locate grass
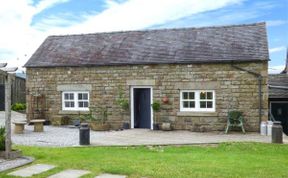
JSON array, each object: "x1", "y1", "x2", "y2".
[{"x1": 1, "y1": 143, "x2": 288, "y2": 178}]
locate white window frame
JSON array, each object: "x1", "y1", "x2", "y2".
[
  {"x1": 180, "y1": 90, "x2": 215, "y2": 112},
  {"x1": 62, "y1": 91, "x2": 89, "y2": 111}
]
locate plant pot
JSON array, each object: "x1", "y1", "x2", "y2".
[
  {"x1": 89, "y1": 122, "x2": 110, "y2": 131},
  {"x1": 162, "y1": 96, "x2": 169, "y2": 104},
  {"x1": 122, "y1": 122, "x2": 130, "y2": 129},
  {"x1": 161, "y1": 122, "x2": 172, "y2": 131},
  {"x1": 153, "y1": 123, "x2": 159, "y2": 130}
]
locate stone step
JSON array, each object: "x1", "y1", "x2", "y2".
[
  {"x1": 47, "y1": 169, "x2": 90, "y2": 178},
  {"x1": 95, "y1": 173, "x2": 127, "y2": 178},
  {"x1": 8, "y1": 164, "x2": 55, "y2": 177}
]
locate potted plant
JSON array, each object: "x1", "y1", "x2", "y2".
[
  {"x1": 0, "y1": 126, "x2": 22, "y2": 159},
  {"x1": 151, "y1": 101, "x2": 161, "y2": 130},
  {"x1": 161, "y1": 117, "x2": 172, "y2": 131},
  {"x1": 82, "y1": 107, "x2": 110, "y2": 131},
  {"x1": 116, "y1": 87, "x2": 130, "y2": 129}
]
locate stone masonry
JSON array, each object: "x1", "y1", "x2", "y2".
[{"x1": 26, "y1": 61, "x2": 268, "y2": 132}]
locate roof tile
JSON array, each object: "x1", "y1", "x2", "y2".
[{"x1": 25, "y1": 22, "x2": 269, "y2": 67}]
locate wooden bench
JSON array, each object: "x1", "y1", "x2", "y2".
[
  {"x1": 13, "y1": 121, "x2": 27, "y2": 134},
  {"x1": 30, "y1": 119, "x2": 45, "y2": 132}
]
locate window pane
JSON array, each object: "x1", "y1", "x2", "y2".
[
  {"x1": 83, "y1": 102, "x2": 88, "y2": 107},
  {"x1": 78, "y1": 93, "x2": 82, "y2": 100},
  {"x1": 65, "y1": 102, "x2": 74, "y2": 108},
  {"x1": 189, "y1": 101, "x2": 195, "y2": 108},
  {"x1": 64, "y1": 93, "x2": 74, "y2": 100},
  {"x1": 207, "y1": 92, "x2": 213, "y2": 99},
  {"x1": 65, "y1": 102, "x2": 70, "y2": 107},
  {"x1": 200, "y1": 92, "x2": 206, "y2": 99},
  {"x1": 83, "y1": 93, "x2": 88, "y2": 100},
  {"x1": 64, "y1": 93, "x2": 69, "y2": 100},
  {"x1": 200, "y1": 101, "x2": 206, "y2": 108},
  {"x1": 188, "y1": 92, "x2": 195, "y2": 99},
  {"x1": 207, "y1": 101, "x2": 213, "y2": 108},
  {"x1": 183, "y1": 101, "x2": 189, "y2": 108},
  {"x1": 79, "y1": 101, "x2": 89, "y2": 108},
  {"x1": 183, "y1": 92, "x2": 188, "y2": 99}
]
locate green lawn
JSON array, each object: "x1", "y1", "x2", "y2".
[{"x1": 1, "y1": 143, "x2": 288, "y2": 178}]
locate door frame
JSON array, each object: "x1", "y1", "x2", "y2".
[{"x1": 130, "y1": 86, "x2": 153, "y2": 129}]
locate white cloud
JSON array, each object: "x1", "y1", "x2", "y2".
[
  {"x1": 34, "y1": 0, "x2": 70, "y2": 14},
  {"x1": 269, "y1": 65, "x2": 286, "y2": 74},
  {"x1": 267, "y1": 20, "x2": 287, "y2": 27},
  {"x1": 0, "y1": 0, "x2": 243, "y2": 71},
  {"x1": 269, "y1": 46, "x2": 286, "y2": 53},
  {"x1": 51, "y1": 0, "x2": 244, "y2": 34},
  {"x1": 0, "y1": 0, "x2": 70, "y2": 70}
]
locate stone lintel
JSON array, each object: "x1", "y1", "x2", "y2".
[
  {"x1": 126, "y1": 80, "x2": 155, "y2": 86},
  {"x1": 57, "y1": 84, "x2": 92, "y2": 91},
  {"x1": 176, "y1": 81, "x2": 219, "y2": 90}
]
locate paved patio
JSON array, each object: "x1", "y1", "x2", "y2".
[{"x1": 0, "y1": 111, "x2": 287, "y2": 147}]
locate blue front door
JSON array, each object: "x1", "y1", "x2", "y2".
[{"x1": 134, "y1": 88, "x2": 151, "y2": 129}]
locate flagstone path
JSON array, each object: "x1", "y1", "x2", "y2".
[
  {"x1": 47, "y1": 169, "x2": 90, "y2": 178},
  {"x1": 7, "y1": 163, "x2": 128, "y2": 177},
  {"x1": 95, "y1": 173, "x2": 127, "y2": 178},
  {"x1": 0, "y1": 157, "x2": 34, "y2": 172},
  {"x1": 8, "y1": 164, "x2": 55, "y2": 177}
]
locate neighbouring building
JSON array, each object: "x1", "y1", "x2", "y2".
[
  {"x1": 24, "y1": 22, "x2": 269, "y2": 131},
  {"x1": 268, "y1": 49, "x2": 288, "y2": 135},
  {"x1": 0, "y1": 73, "x2": 26, "y2": 110}
]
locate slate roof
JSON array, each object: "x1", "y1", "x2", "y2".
[
  {"x1": 25, "y1": 22, "x2": 269, "y2": 68},
  {"x1": 268, "y1": 74, "x2": 288, "y2": 99}
]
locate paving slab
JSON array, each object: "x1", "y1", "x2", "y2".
[
  {"x1": 8, "y1": 164, "x2": 55, "y2": 177},
  {"x1": 0, "y1": 156, "x2": 34, "y2": 172},
  {"x1": 48, "y1": 169, "x2": 90, "y2": 178},
  {"x1": 95, "y1": 173, "x2": 127, "y2": 178}
]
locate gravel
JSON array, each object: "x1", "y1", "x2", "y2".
[
  {"x1": 1, "y1": 111, "x2": 287, "y2": 147},
  {"x1": 12, "y1": 125, "x2": 80, "y2": 147}
]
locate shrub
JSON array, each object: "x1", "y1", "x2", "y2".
[
  {"x1": 11, "y1": 103, "x2": 26, "y2": 111},
  {"x1": 0, "y1": 126, "x2": 5, "y2": 151},
  {"x1": 151, "y1": 101, "x2": 161, "y2": 112},
  {"x1": 116, "y1": 88, "x2": 129, "y2": 111}
]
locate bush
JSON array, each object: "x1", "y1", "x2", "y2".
[
  {"x1": 11, "y1": 103, "x2": 26, "y2": 111},
  {"x1": 151, "y1": 101, "x2": 161, "y2": 112},
  {"x1": 116, "y1": 88, "x2": 129, "y2": 111},
  {"x1": 0, "y1": 127, "x2": 5, "y2": 151}
]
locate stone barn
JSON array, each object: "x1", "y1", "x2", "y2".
[{"x1": 24, "y1": 22, "x2": 269, "y2": 131}]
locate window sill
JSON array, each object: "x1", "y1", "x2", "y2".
[
  {"x1": 59, "y1": 110, "x2": 90, "y2": 115},
  {"x1": 177, "y1": 111, "x2": 218, "y2": 117}
]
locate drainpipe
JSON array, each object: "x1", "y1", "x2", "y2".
[{"x1": 231, "y1": 64, "x2": 263, "y2": 129}]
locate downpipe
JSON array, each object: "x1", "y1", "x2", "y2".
[{"x1": 231, "y1": 64, "x2": 263, "y2": 130}]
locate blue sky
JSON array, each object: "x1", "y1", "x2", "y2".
[{"x1": 0, "y1": 0, "x2": 287, "y2": 73}]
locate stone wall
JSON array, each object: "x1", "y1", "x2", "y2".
[{"x1": 26, "y1": 61, "x2": 268, "y2": 131}]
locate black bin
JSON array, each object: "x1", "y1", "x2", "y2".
[
  {"x1": 272, "y1": 121, "x2": 283, "y2": 144},
  {"x1": 79, "y1": 123, "x2": 90, "y2": 145}
]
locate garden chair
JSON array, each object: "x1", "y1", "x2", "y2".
[{"x1": 225, "y1": 111, "x2": 245, "y2": 134}]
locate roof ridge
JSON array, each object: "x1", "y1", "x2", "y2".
[{"x1": 47, "y1": 22, "x2": 266, "y2": 38}]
